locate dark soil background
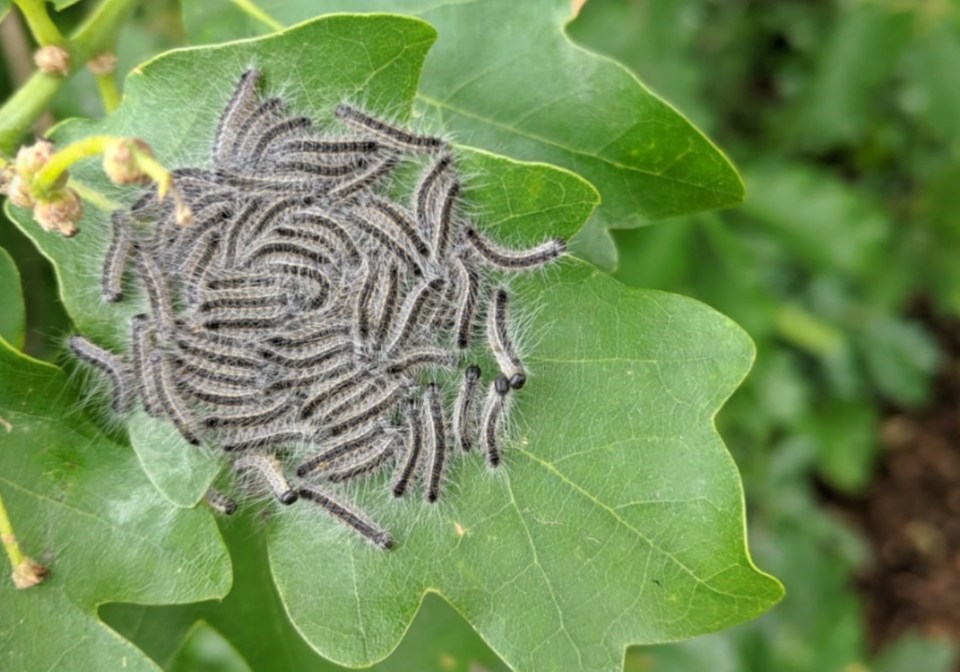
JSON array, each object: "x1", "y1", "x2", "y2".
[{"x1": 826, "y1": 309, "x2": 960, "y2": 665}]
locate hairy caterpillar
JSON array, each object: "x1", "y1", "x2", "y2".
[{"x1": 72, "y1": 69, "x2": 565, "y2": 548}]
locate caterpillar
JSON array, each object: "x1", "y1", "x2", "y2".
[{"x1": 70, "y1": 69, "x2": 566, "y2": 548}]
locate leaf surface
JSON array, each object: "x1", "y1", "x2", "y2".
[
  {"x1": 102, "y1": 513, "x2": 512, "y2": 672},
  {"x1": 267, "y1": 259, "x2": 781, "y2": 671},
  {"x1": 4, "y1": 15, "x2": 780, "y2": 672},
  {"x1": 0, "y1": 342, "x2": 231, "y2": 671},
  {"x1": 4, "y1": 14, "x2": 437, "y2": 507},
  {"x1": 0, "y1": 246, "x2": 25, "y2": 348},
  {"x1": 179, "y1": 0, "x2": 746, "y2": 269}
]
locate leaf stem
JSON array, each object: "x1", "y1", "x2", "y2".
[
  {"x1": 72, "y1": 0, "x2": 136, "y2": 61},
  {"x1": 32, "y1": 132, "x2": 172, "y2": 192},
  {"x1": 12, "y1": 0, "x2": 65, "y2": 46},
  {"x1": 32, "y1": 134, "x2": 114, "y2": 197},
  {"x1": 95, "y1": 72, "x2": 121, "y2": 113},
  {"x1": 0, "y1": 0, "x2": 137, "y2": 155},
  {"x1": 132, "y1": 147, "x2": 172, "y2": 197},
  {"x1": 0, "y1": 488, "x2": 46, "y2": 589},
  {"x1": 0, "y1": 490, "x2": 24, "y2": 569}
]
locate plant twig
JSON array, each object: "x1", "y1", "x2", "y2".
[
  {"x1": 32, "y1": 134, "x2": 172, "y2": 196},
  {"x1": 0, "y1": 0, "x2": 137, "y2": 155},
  {"x1": 0, "y1": 11, "x2": 56, "y2": 134},
  {"x1": 31, "y1": 134, "x2": 113, "y2": 197},
  {"x1": 0, "y1": 488, "x2": 48, "y2": 589},
  {"x1": 95, "y1": 73, "x2": 121, "y2": 113},
  {"x1": 12, "y1": 0, "x2": 65, "y2": 46}
]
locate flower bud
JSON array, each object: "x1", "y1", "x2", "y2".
[
  {"x1": 12, "y1": 556, "x2": 49, "y2": 590},
  {"x1": 6, "y1": 175, "x2": 35, "y2": 209},
  {"x1": 87, "y1": 52, "x2": 118, "y2": 76},
  {"x1": 15, "y1": 140, "x2": 54, "y2": 178},
  {"x1": 34, "y1": 45, "x2": 71, "y2": 77},
  {"x1": 103, "y1": 138, "x2": 153, "y2": 186},
  {"x1": 34, "y1": 188, "x2": 83, "y2": 237}
]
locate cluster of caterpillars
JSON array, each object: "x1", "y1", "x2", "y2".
[{"x1": 69, "y1": 70, "x2": 565, "y2": 549}]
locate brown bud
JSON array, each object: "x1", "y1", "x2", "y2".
[
  {"x1": 87, "y1": 52, "x2": 118, "y2": 76},
  {"x1": 34, "y1": 45, "x2": 71, "y2": 77},
  {"x1": 12, "y1": 556, "x2": 49, "y2": 590},
  {"x1": 103, "y1": 138, "x2": 152, "y2": 186},
  {"x1": 6, "y1": 175, "x2": 35, "y2": 209},
  {"x1": 15, "y1": 140, "x2": 55, "y2": 178},
  {"x1": 34, "y1": 188, "x2": 83, "y2": 237}
]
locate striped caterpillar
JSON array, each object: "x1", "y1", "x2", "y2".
[{"x1": 74, "y1": 70, "x2": 565, "y2": 548}]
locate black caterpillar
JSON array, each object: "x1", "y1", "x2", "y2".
[{"x1": 71, "y1": 70, "x2": 565, "y2": 549}]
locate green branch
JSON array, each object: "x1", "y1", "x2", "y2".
[
  {"x1": 12, "y1": 0, "x2": 65, "y2": 46},
  {"x1": 0, "y1": 0, "x2": 137, "y2": 155},
  {"x1": 95, "y1": 72, "x2": 121, "y2": 113},
  {"x1": 0, "y1": 73, "x2": 63, "y2": 156},
  {"x1": 31, "y1": 134, "x2": 112, "y2": 196},
  {"x1": 0, "y1": 489, "x2": 24, "y2": 571}
]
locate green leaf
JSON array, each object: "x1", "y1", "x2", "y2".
[
  {"x1": 856, "y1": 315, "x2": 942, "y2": 407},
  {"x1": 566, "y1": 0, "x2": 714, "y2": 133},
  {"x1": 741, "y1": 163, "x2": 890, "y2": 276},
  {"x1": 874, "y1": 634, "x2": 957, "y2": 672},
  {"x1": 128, "y1": 413, "x2": 221, "y2": 507},
  {"x1": 180, "y1": 0, "x2": 746, "y2": 250},
  {"x1": 570, "y1": 224, "x2": 618, "y2": 274},
  {"x1": 168, "y1": 622, "x2": 252, "y2": 672},
  {"x1": 613, "y1": 214, "x2": 784, "y2": 342},
  {"x1": 268, "y1": 260, "x2": 781, "y2": 669},
  {"x1": 103, "y1": 513, "x2": 513, "y2": 672},
  {"x1": 902, "y1": 17, "x2": 960, "y2": 144},
  {"x1": 805, "y1": 400, "x2": 878, "y2": 494},
  {"x1": 4, "y1": 13, "x2": 438, "y2": 507},
  {"x1": 0, "y1": 246, "x2": 25, "y2": 348},
  {"x1": 0, "y1": 342, "x2": 231, "y2": 671},
  {"x1": 7, "y1": 14, "x2": 779, "y2": 670},
  {"x1": 629, "y1": 633, "x2": 740, "y2": 672},
  {"x1": 787, "y1": 1, "x2": 911, "y2": 151}
]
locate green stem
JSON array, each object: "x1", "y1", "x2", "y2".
[
  {"x1": 72, "y1": 0, "x2": 137, "y2": 59},
  {"x1": 33, "y1": 134, "x2": 173, "y2": 207},
  {"x1": 0, "y1": 486, "x2": 47, "y2": 589},
  {"x1": 12, "y1": 0, "x2": 65, "y2": 46},
  {"x1": 0, "y1": 73, "x2": 63, "y2": 155},
  {"x1": 0, "y1": 0, "x2": 137, "y2": 155},
  {"x1": 0, "y1": 489, "x2": 25, "y2": 571},
  {"x1": 95, "y1": 72, "x2": 121, "y2": 113},
  {"x1": 31, "y1": 134, "x2": 114, "y2": 196},
  {"x1": 132, "y1": 148, "x2": 172, "y2": 196},
  {"x1": 775, "y1": 304, "x2": 845, "y2": 357}
]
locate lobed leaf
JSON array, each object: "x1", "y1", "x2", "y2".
[
  {"x1": 266, "y1": 260, "x2": 782, "y2": 670},
  {"x1": 0, "y1": 341, "x2": 231, "y2": 671},
  {"x1": 4, "y1": 14, "x2": 438, "y2": 507},
  {"x1": 179, "y1": 0, "x2": 746, "y2": 268},
  {"x1": 4, "y1": 14, "x2": 780, "y2": 672},
  {"x1": 103, "y1": 512, "x2": 512, "y2": 672}
]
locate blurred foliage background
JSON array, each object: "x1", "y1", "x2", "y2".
[
  {"x1": 2, "y1": 0, "x2": 960, "y2": 670},
  {"x1": 570, "y1": 1, "x2": 960, "y2": 670}
]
